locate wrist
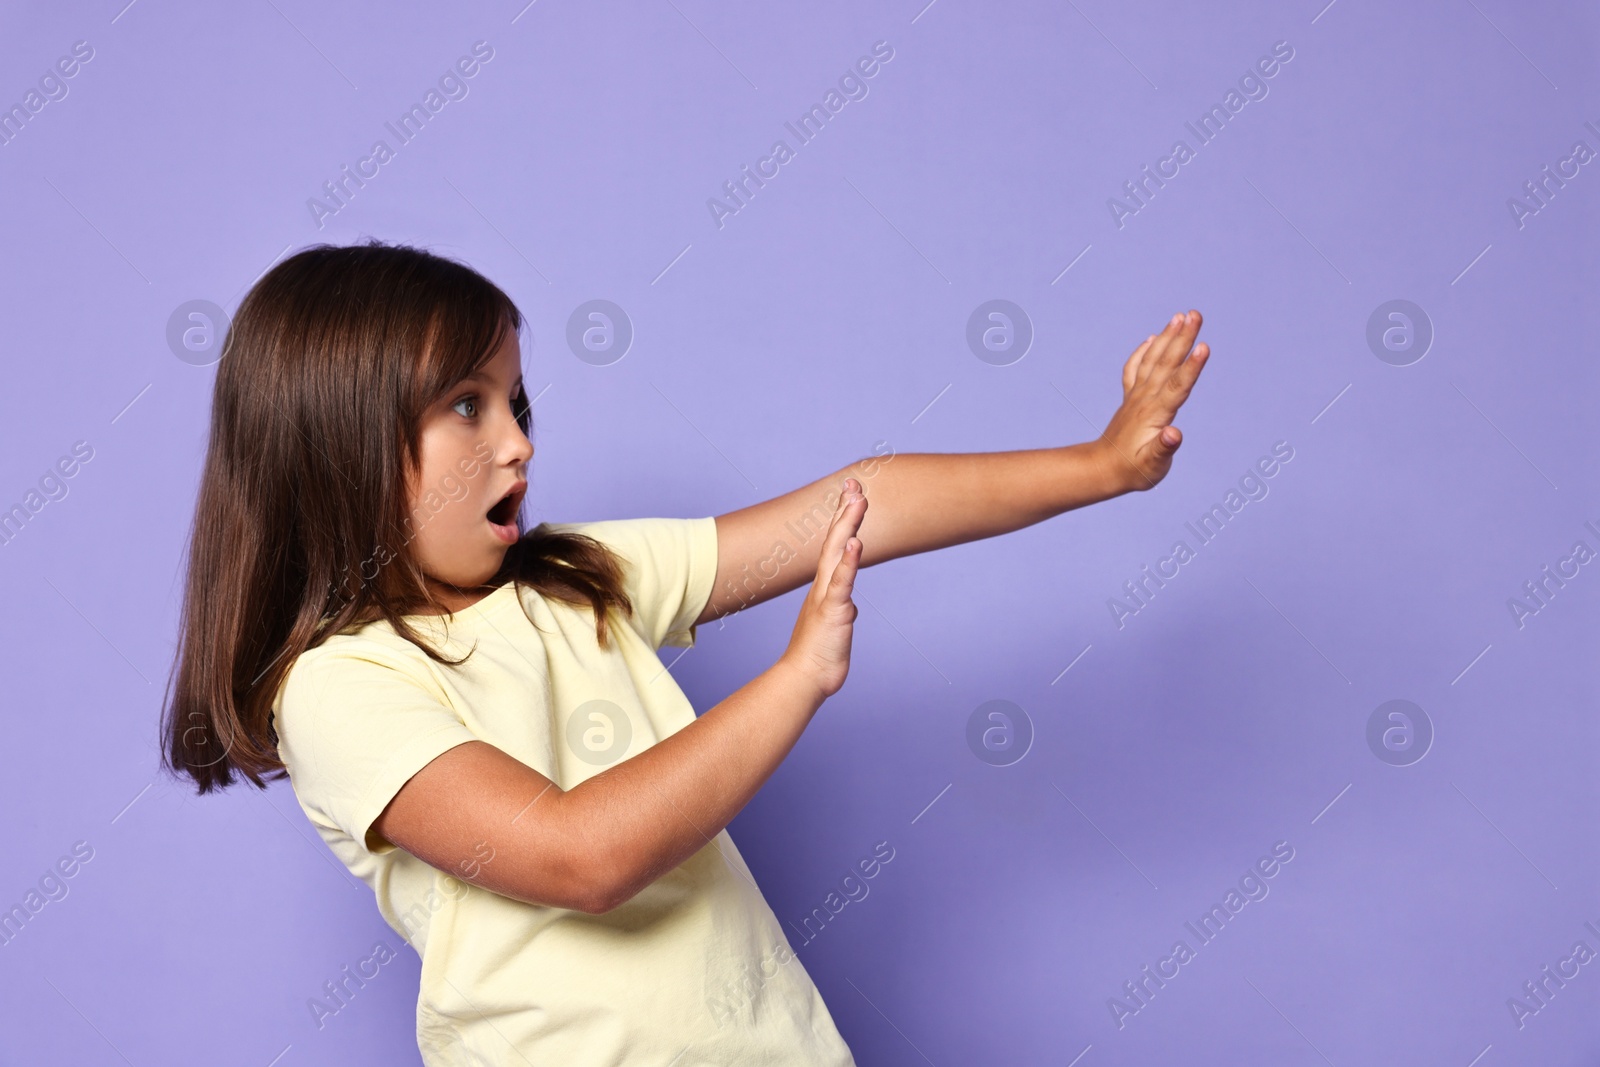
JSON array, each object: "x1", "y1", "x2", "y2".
[
  {"x1": 770, "y1": 654, "x2": 828, "y2": 710},
  {"x1": 1089, "y1": 438, "x2": 1140, "y2": 498}
]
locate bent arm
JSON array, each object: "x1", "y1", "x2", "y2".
[{"x1": 370, "y1": 658, "x2": 824, "y2": 914}]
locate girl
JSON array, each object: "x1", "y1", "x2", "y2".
[{"x1": 160, "y1": 239, "x2": 1208, "y2": 1064}]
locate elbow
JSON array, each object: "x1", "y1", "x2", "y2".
[
  {"x1": 575, "y1": 868, "x2": 617, "y2": 915},
  {"x1": 555, "y1": 827, "x2": 625, "y2": 915},
  {"x1": 581, "y1": 886, "x2": 619, "y2": 916},
  {"x1": 577, "y1": 841, "x2": 645, "y2": 915},
  {"x1": 579, "y1": 862, "x2": 640, "y2": 915},
  {"x1": 507, "y1": 861, "x2": 618, "y2": 916},
  {"x1": 547, "y1": 789, "x2": 645, "y2": 915},
  {"x1": 494, "y1": 820, "x2": 621, "y2": 914}
]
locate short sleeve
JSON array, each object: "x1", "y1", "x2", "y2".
[
  {"x1": 273, "y1": 641, "x2": 481, "y2": 856},
  {"x1": 543, "y1": 515, "x2": 719, "y2": 650}
]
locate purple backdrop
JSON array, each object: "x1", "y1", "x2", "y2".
[{"x1": 1, "y1": 0, "x2": 1596, "y2": 1063}]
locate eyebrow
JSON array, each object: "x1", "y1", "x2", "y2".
[{"x1": 463, "y1": 370, "x2": 525, "y2": 390}]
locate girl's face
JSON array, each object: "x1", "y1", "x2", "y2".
[{"x1": 407, "y1": 325, "x2": 533, "y2": 611}]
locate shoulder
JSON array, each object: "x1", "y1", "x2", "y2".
[
  {"x1": 269, "y1": 630, "x2": 478, "y2": 856},
  {"x1": 539, "y1": 515, "x2": 716, "y2": 571},
  {"x1": 539, "y1": 515, "x2": 718, "y2": 649},
  {"x1": 541, "y1": 513, "x2": 713, "y2": 545},
  {"x1": 272, "y1": 629, "x2": 448, "y2": 725},
  {"x1": 291, "y1": 627, "x2": 438, "y2": 677}
]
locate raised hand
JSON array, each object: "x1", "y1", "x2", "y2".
[
  {"x1": 779, "y1": 478, "x2": 866, "y2": 701},
  {"x1": 1098, "y1": 309, "x2": 1211, "y2": 492}
]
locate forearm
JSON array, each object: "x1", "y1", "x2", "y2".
[
  {"x1": 560, "y1": 658, "x2": 824, "y2": 910},
  {"x1": 854, "y1": 442, "x2": 1132, "y2": 565}
]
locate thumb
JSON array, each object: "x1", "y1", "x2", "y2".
[{"x1": 1157, "y1": 425, "x2": 1182, "y2": 454}]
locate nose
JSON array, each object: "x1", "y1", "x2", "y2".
[{"x1": 501, "y1": 417, "x2": 534, "y2": 469}]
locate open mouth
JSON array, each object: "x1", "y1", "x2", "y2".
[{"x1": 486, "y1": 483, "x2": 526, "y2": 530}]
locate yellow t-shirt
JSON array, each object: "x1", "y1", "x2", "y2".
[{"x1": 272, "y1": 515, "x2": 857, "y2": 1066}]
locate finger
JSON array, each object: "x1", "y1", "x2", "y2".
[
  {"x1": 1174, "y1": 340, "x2": 1210, "y2": 392},
  {"x1": 1136, "y1": 312, "x2": 1187, "y2": 387},
  {"x1": 1153, "y1": 310, "x2": 1200, "y2": 375},
  {"x1": 829, "y1": 482, "x2": 867, "y2": 537},
  {"x1": 816, "y1": 483, "x2": 867, "y2": 590},
  {"x1": 1134, "y1": 425, "x2": 1182, "y2": 474},
  {"x1": 819, "y1": 504, "x2": 865, "y2": 602},
  {"x1": 1123, "y1": 335, "x2": 1155, "y2": 394},
  {"x1": 1156, "y1": 340, "x2": 1210, "y2": 410},
  {"x1": 813, "y1": 484, "x2": 855, "y2": 579},
  {"x1": 825, "y1": 536, "x2": 862, "y2": 605},
  {"x1": 824, "y1": 479, "x2": 862, "y2": 530}
]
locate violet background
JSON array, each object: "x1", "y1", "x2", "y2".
[{"x1": 1, "y1": 0, "x2": 1596, "y2": 1063}]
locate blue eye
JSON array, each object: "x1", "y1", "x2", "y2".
[{"x1": 452, "y1": 395, "x2": 478, "y2": 419}]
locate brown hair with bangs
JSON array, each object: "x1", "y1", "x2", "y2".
[{"x1": 160, "y1": 238, "x2": 634, "y2": 794}]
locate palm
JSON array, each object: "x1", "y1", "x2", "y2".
[{"x1": 1100, "y1": 310, "x2": 1210, "y2": 492}]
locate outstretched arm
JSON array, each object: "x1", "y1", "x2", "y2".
[{"x1": 697, "y1": 309, "x2": 1211, "y2": 625}]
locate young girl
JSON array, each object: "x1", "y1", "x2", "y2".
[{"x1": 160, "y1": 239, "x2": 1207, "y2": 1064}]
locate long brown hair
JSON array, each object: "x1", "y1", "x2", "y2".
[{"x1": 160, "y1": 239, "x2": 634, "y2": 794}]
